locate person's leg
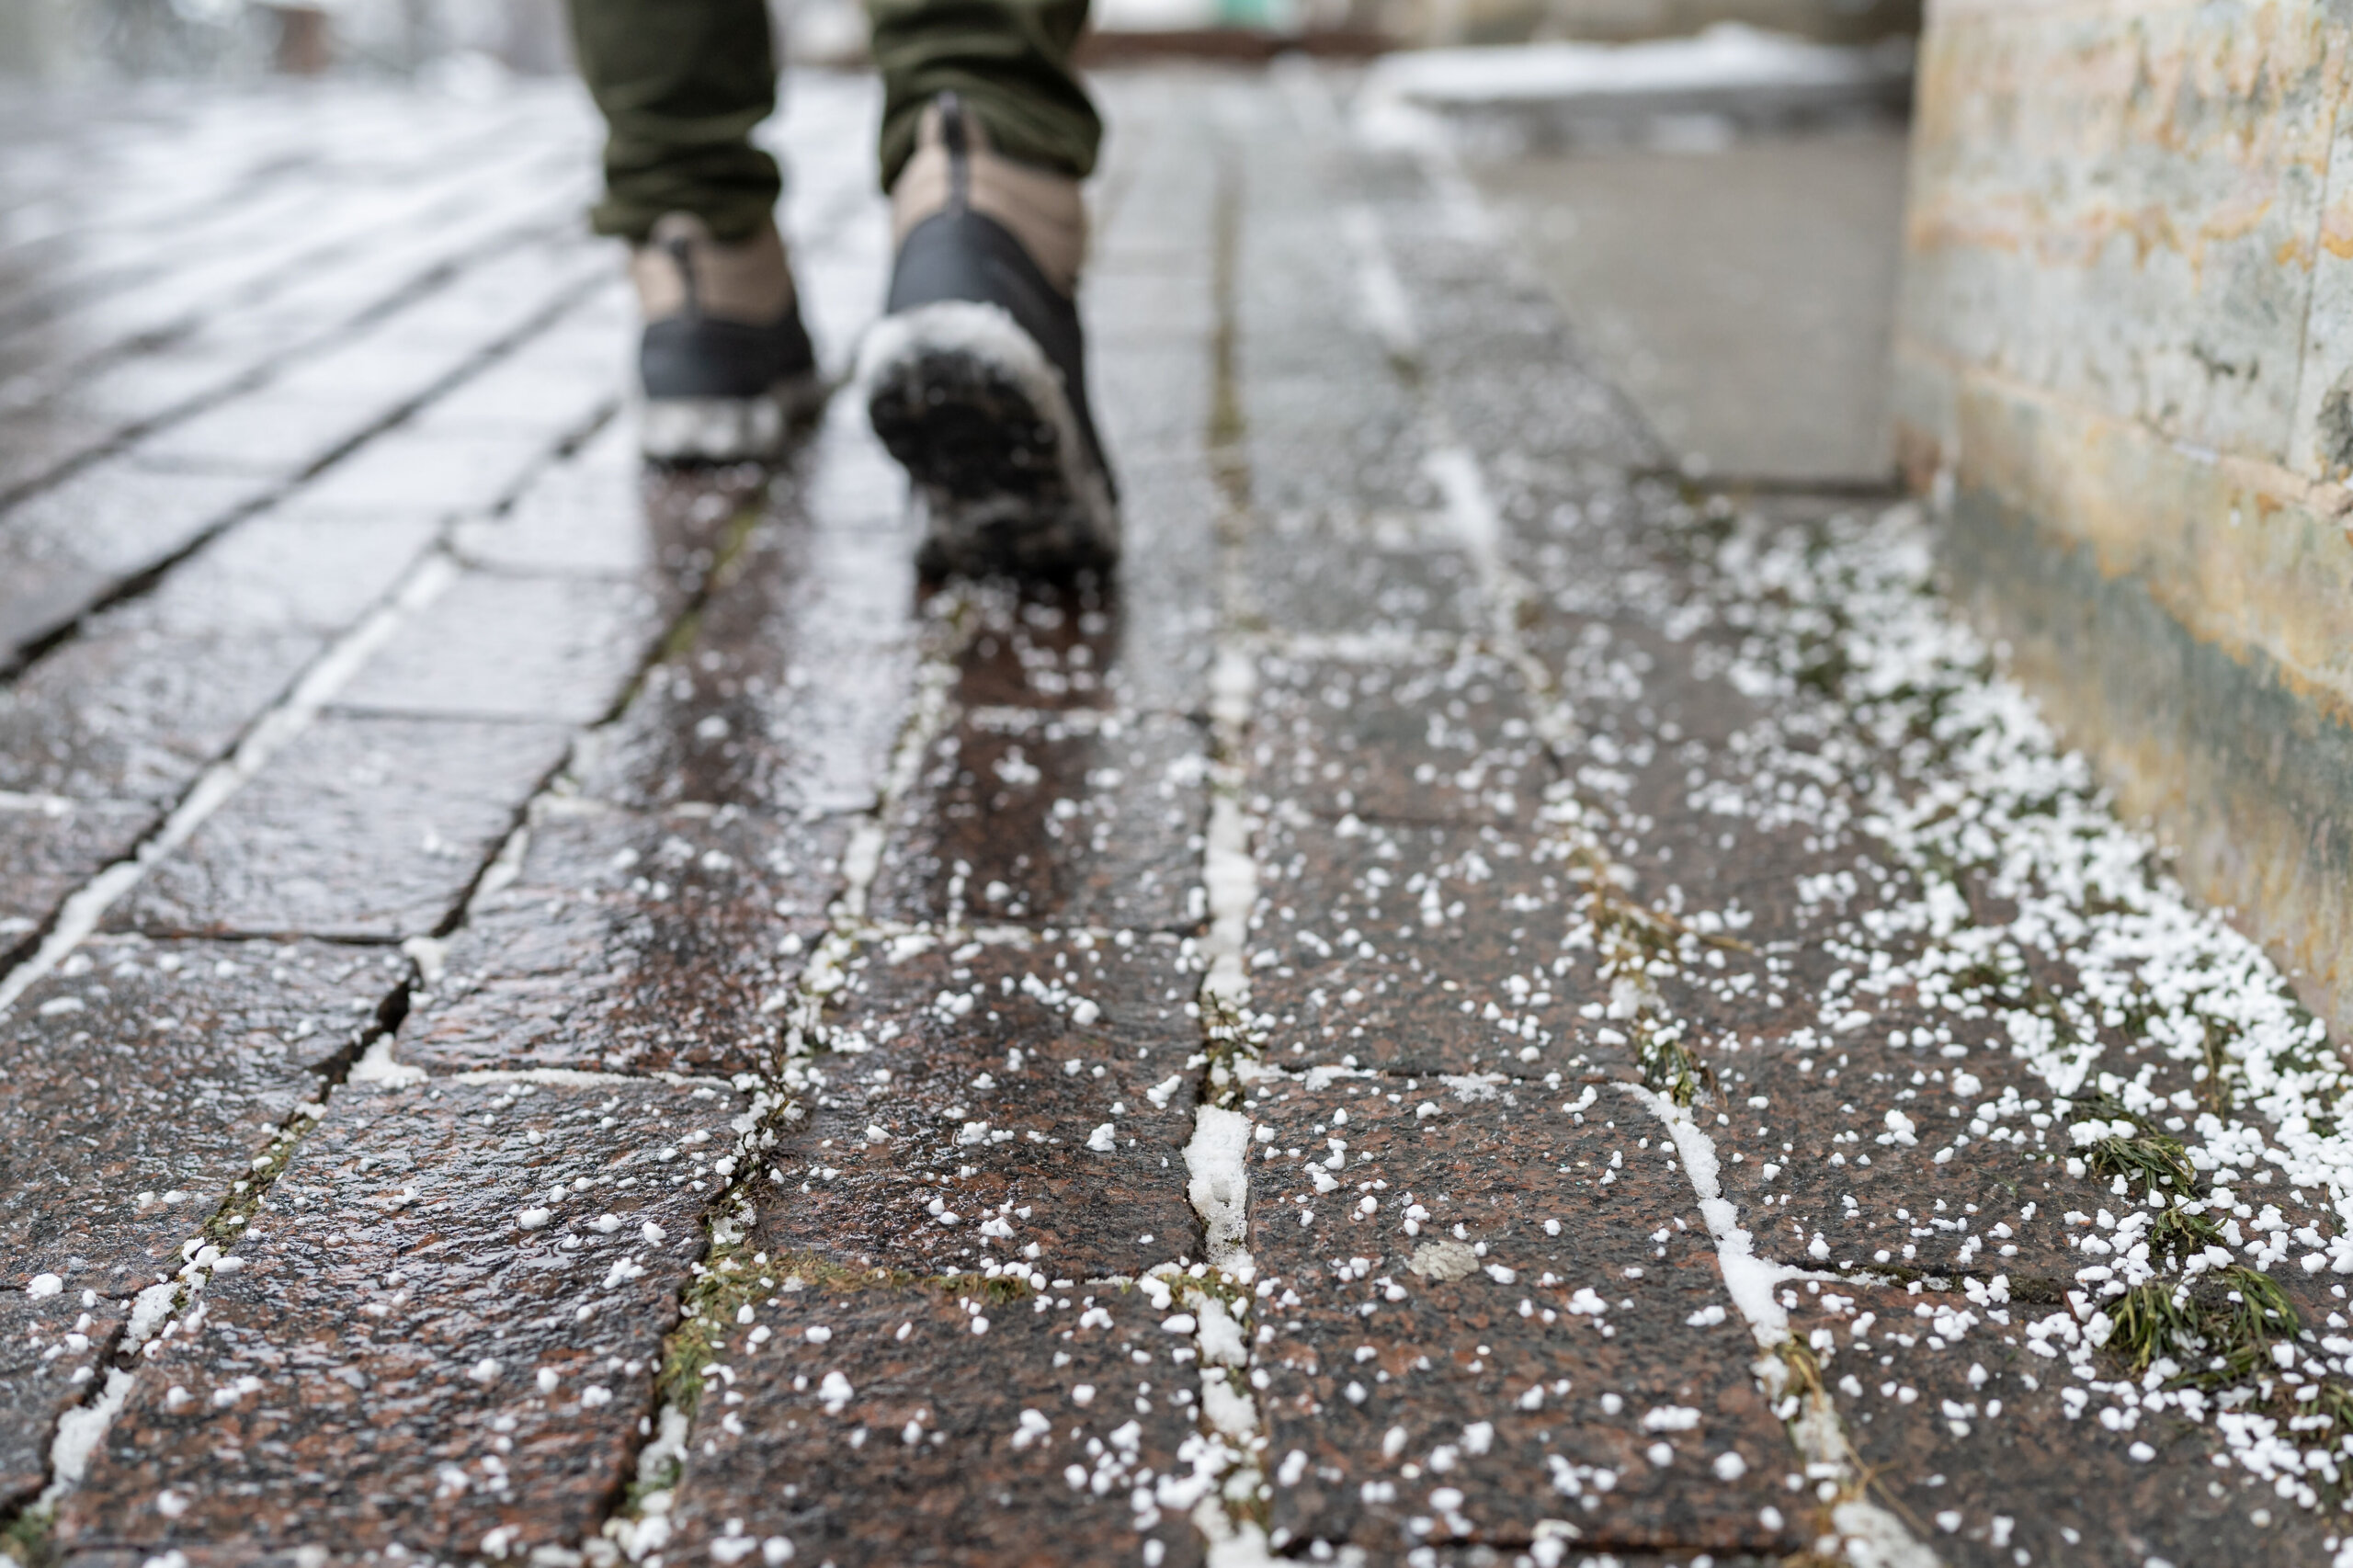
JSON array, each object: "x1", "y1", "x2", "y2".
[
  {"x1": 566, "y1": 0, "x2": 782, "y2": 243},
  {"x1": 565, "y1": 0, "x2": 819, "y2": 461},
  {"x1": 866, "y1": 0, "x2": 1100, "y2": 191},
  {"x1": 858, "y1": 0, "x2": 1118, "y2": 578}
]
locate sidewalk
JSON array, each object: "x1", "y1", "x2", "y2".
[{"x1": 4, "y1": 66, "x2": 2349, "y2": 1568}]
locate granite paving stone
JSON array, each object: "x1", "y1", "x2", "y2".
[
  {"x1": 1249, "y1": 645, "x2": 1548, "y2": 826},
  {"x1": 1245, "y1": 812, "x2": 1614, "y2": 1077},
  {"x1": 570, "y1": 458, "x2": 918, "y2": 817},
  {"x1": 1781, "y1": 1281, "x2": 2343, "y2": 1567},
  {"x1": 756, "y1": 935, "x2": 1207, "y2": 1281},
  {"x1": 108, "y1": 713, "x2": 572, "y2": 940},
  {"x1": 402, "y1": 801, "x2": 848, "y2": 1078},
  {"x1": 870, "y1": 708, "x2": 1209, "y2": 932},
  {"x1": 54, "y1": 1077, "x2": 742, "y2": 1562},
  {"x1": 658, "y1": 1284, "x2": 1206, "y2": 1568},
  {"x1": 1239, "y1": 1072, "x2": 1802, "y2": 1559}
]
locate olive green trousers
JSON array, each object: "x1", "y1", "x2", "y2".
[{"x1": 564, "y1": 0, "x2": 1098, "y2": 242}]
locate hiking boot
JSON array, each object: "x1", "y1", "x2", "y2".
[
  {"x1": 858, "y1": 94, "x2": 1119, "y2": 579},
  {"x1": 631, "y1": 211, "x2": 824, "y2": 462}
]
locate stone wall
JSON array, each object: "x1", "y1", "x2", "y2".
[{"x1": 1894, "y1": 0, "x2": 2353, "y2": 1029}]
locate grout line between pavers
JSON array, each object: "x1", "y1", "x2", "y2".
[{"x1": 583, "y1": 557, "x2": 990, "y2": 1564}]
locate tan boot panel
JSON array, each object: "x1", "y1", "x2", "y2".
[
  {"x1": 890, "y1": 106, "x2": 1088, "y2": 298},
  {"x1": 630, "y1": 212, "x2": 798, "y2": 326}
]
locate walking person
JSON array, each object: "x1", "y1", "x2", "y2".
[{"x1": 564, "y1": 0, "x2": 1119, "y2": 575}]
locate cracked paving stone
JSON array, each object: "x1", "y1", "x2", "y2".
[
  {"x1": 1238, "y1": 1073, "x2": 1800, "y2": 1560},
  {"x1": 108, "y1": 713, "x2": 572, "y2": 940},
  {"x1": 1781, "y1": 1282, "x2": 2342, "y2": 1568},
  {"x1": 404, "y1": 801, "x2": 848, "y2": 1077},
  {"x1": 1245, "y1": 813, "x2": 1612, "y2": 1076},
  {"x1": 870, "y1": 709, "x2": 1208, "y2": 932},
  {"x1": 0, "y1": 937, "x2": 402, "y2": 1508},
  {"x1": 56, "y1": 1076, "x2": 742, "y2": 1562},
  {"x1": 333, "y1": 571, "x2": 662, "y2": 727},
  {"x1": 757, "y1": 936, "x2": 1205, "y2": 1281},
  {"x1": 659, "y1": 1285, "x2": 1205, "y2": 1568},
  {"x1": 1249, "y1": 644, "x2": 1546, "y2": 826}
]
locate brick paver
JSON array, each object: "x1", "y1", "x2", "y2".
[{"x1": 4, "y1": 66, "x2": 2350, "y2": 1568}]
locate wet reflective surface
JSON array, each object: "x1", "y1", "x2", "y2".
[{"x1": 0, "y1": 68, "x2": 2342, "y2": 1568}]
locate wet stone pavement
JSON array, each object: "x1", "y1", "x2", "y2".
[{"x1": 6, "y1": 69, "x2": 2353, "y2": 1568}]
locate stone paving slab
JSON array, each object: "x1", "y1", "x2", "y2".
[
  {"x1": 0, "y1": 464, "x2": 273, "y2": 662},
  {"x1": 870, "y1": 709, "x2": 1210, "y2": 932},
  {"x1": 1781, "y1": 1279, "x2": 2341, "y2": 1567},
  {"x1": 1246, "y1": 812, "x2": 1608, "y2": 1077},
  {"x1": 404, "y1": 801, "x2": 847, "y2": 1078},
  {"x1": 1242, "y1": 1071, "x2": 1800, "y2": 1559},
  {"x1": 108, "y1": 714, "x2": 573, "y2": 941},
  {"x1": 54, "y1": 1076, "x2": 741, "y2": 1562},
  {"x1": 756, "y1": 935, "x2": 1207, "y2": 1282},
  {"x1": 658, "y1": 1282, "x2": 1207, "y2": 1568},
  {"x1": 333, "y1": 572, "x2": 661, "y2": 727},
  {"x1": 1249, "y1": 645, "x2": 1546, "y2": 827},
  {"x1": 0, "y1": 613, "x2": 326, "y2": 806}
]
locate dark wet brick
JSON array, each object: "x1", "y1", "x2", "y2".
[
  {"x1": 757, "y1": 936, "x2": 1205, "y2": 1281},
  {"x1": 404, "y1": 802, "x2": 847, "y2": 1077},
  {"x1": 1240, "y1": 1074, "x2": 1801, "y2": 1558},
  {"x1": 661, "y1": 1283, "x2": 1204, "y2": 1568},
  {"x1": 870, "y1": 709, "x2": 1208, "y2": 932},
  {"x1": 0, "y1": 797, "x2": 148, "y2": 951},
  {"x1": 451, "y1": 447, "x2": 771, "y2": 618},
  {"x1": 334, "y1": 572, "x2": 661, "y2": 726},
  {"x1": 0, "y1": 464, "x2": 270, "y2": 659},
  {"x1": 1249, "y1": 646, "x2": 1546, "y2": 825},
  {"x1": 56, "y1": 1076, "x2": 740, "y2": 1562},
  {"x1": 1101, "y1": 454, "x2": 1219, "y2": 717},
  {"x1": 1783, "y1": 1283, "x2": 2333, "y2": 1567},
  {"x1": 0, "y1": 937, "x2": 399, "y2": 1284},
  {"x1": 955, "y1": 577, "x2": 1123, "y2": 713},
  {"x1": 1699, "y1": 1027, "x2": 2087, "y2": 1292},
  {"x1": 110, "y1": 713, "x2": 570, "y2": 940},
  {"x1": 0, "y1": 615, "x2": 326, "y2": 805},
  {"x1": 574, "y1": 501, "x2": 917, "y2": 817},
  {"x1": 1246, "y1": 814, "x2": 1613, "y2": 1076},
  {"x1": 1242, "y1": 507, "x2": 1483, "y2": 642}
]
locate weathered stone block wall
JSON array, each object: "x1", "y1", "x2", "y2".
[{"x1": 1895, "y1": 0, "x2": 2353, "y2": 1028}]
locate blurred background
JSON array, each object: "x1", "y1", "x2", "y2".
[{"x1": 0, "y1": 0, "x2": 1916, "y2": 83}]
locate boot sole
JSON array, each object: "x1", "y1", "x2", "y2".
[
  {"x1": 639, "y1": 371, "x2": 831, "y2": 464},
  {"x1": 858, "y1": 301, "x2": 1120, "y2": 579}
]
